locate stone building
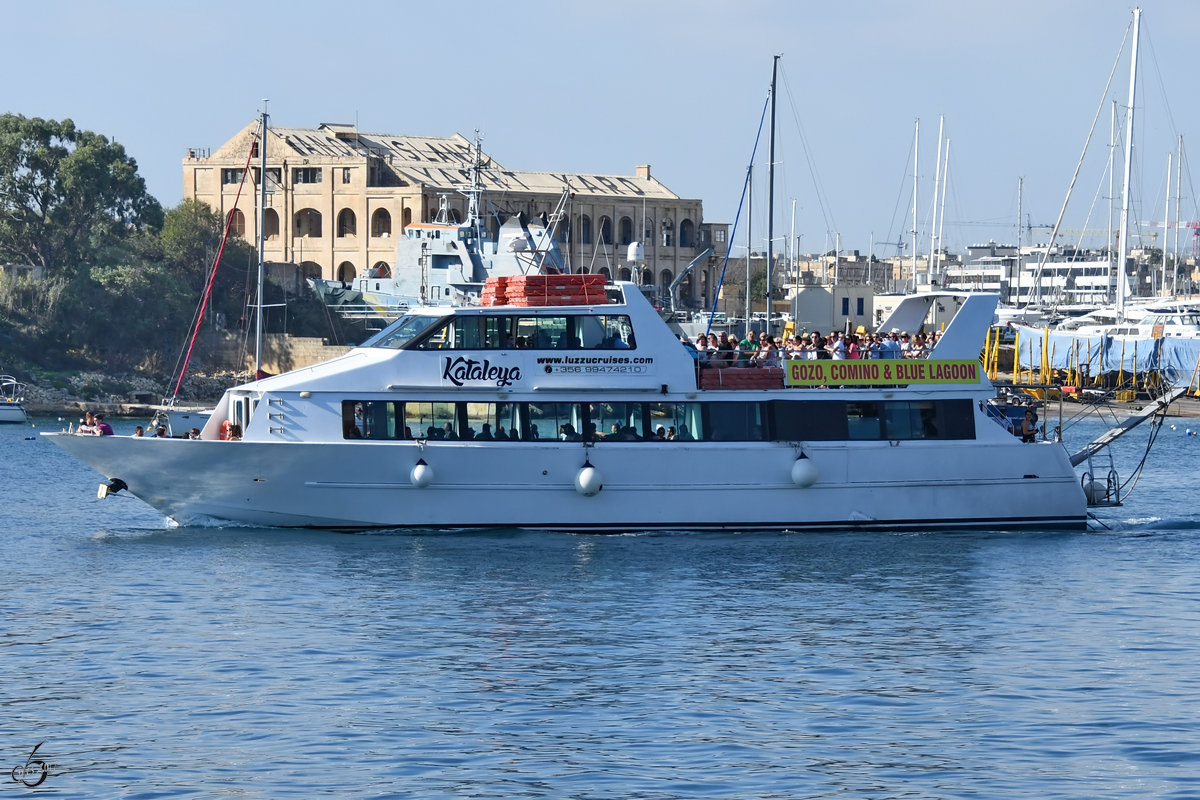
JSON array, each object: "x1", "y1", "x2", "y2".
[{"x1": 183, "y1": 121, "x2": 729, "y2": 309}]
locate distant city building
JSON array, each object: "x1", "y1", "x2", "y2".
[{"x1": 182, "y1": 122, "x2": 729, "y2": 309}]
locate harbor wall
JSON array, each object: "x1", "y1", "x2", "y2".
[{"x1": 197, "y1": 331, "x2": 352, "y2": 374}]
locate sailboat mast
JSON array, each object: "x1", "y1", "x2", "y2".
[
  {"x1": 1163, "y1": 151, "x2": 1171, "y2": 297},
  {"x1": 929, "y1": 116, "x2": 943, "y2": 277},
  {"x1": 1116, "y1": 7, "x2": 1141, "y2": 317},
  {"x1": 911, "y1": 118, "x2": 919, "y2": 292},
  {"x1": 1174, "y1": 135, "x2": 1183, "y2": 295},
  {"x1": 1016, "y1": 176, "x2": 1023, "y2": 305},
  {"x1": 766, "y1": 55, "x2": 778, "y2": 320},
  {"x1": 256, "y1": 107, "x2": 268, "y2": 377}
]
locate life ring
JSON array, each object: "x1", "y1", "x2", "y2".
[{"x1": 220, "y1": 420, "x2": 233, "y2": 440}]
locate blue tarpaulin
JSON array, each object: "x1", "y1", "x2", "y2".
[{"x1": 1012, "y1": 331, "x2": 1200, "y2": 387}]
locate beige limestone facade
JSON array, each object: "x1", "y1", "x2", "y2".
[{"x1": 183, "y1": 121, "x2": 730, "y2": 309}]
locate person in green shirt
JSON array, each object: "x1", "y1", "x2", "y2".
[{"x1": 737, "y1": 329, "x2": 760, "y2": 366}]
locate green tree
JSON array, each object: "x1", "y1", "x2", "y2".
[{"x1": 0, "y1": 114, "x2": 163, "y2": 275}]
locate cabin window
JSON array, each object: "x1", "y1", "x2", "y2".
[
  {"x1": 342, "y1": 400, "x2": 412, "y2": 440},
  {"x1": 529, "y1": 402, "x2": 583, "y2": 442},
  {"x1": 463, "y1": 402, "x2": 522, "y2": 441},
  {"x1": 405, "y1": 401, "x2": 460, "y2": 440},
  {"x1": 704, "y1": 402, "x2": 765, "y2": 441},
  {"x1": 363, "y1": 314, "x2": 447, "y2": 349}
]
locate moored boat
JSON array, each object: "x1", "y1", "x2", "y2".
[
  {"x1": 0, "y1": 375, "x2": 27, "y2": 424},
  {"x1": 47, "y1": 278, "x2": 1089, "y2": 532}
]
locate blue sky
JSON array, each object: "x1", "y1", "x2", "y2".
[{"x1": 5, "y1": 1, "x2": 1197, "y2": 261}]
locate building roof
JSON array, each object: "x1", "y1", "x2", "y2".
[{"x1": 207, "y1": 120, "x2": 683, "y2": 202}]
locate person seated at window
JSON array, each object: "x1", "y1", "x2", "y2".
[
  {"x1": 343, "y1": 419, "x2": 363, "y2": 438},
  {"x1": 494, "y1": 426, "x2": 509, "y2": 441},
  {"x1": 558, "y1": 423, "x2": 581, "y2": 441},
  {"x1": 475, "y1": 423, "x2": 494, "y2": 441}
]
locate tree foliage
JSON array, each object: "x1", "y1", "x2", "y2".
[
  {"x1": 0, "y1": 114, "x2": 163, "y2": 274},
  {"x1": 0, "y1": 116, "x2": 346, "y2": 381}
]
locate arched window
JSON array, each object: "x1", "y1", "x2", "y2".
[
  {"x1": 263, "y1": 208, "x2": 279, "y2": 240},
  {"x1": 643, "y1": 217, "x2": 655, "y2": 242},
  {"x1": 641, "y1": 268, "x2": 653, "y2": 285},
  {"x1": 400, "y1": 207, "x2": 412, "y2": 230},
  {"x1": 599, "y1": 216, "x2": 613, "y2": 246},
  {"x1": 337, "y1": 208, "x2": 357, "y2": 238},
  {"x1": 579, "y1": 215, "x2": 592, "y2": 245},
  {"x1": 558, "y1": 217, "x2": 571, "y2": 243},
  {"x1": 337, "y1": 261, "x2": 356, "y2": 282},
  {"x1": 660, "y1": 269, "x2": 673, "y2": 293},
  {"x1": 599, "y1": 267, "x2": 612, "y2": 280},
  {"x1": 619, "y1": 216, "x2": 634, "y2": 246},
  {"x1": 300, "y1": 261, "x2": 323, "y2": 280},
  {"x1": 618, "y1": 267, "x2": 632, "y2": 281},
  {"x1": 294, "y1": 209, "x2": 322, "y2": 238},
  {"x1": 679, "y1": 218, "x2": 695, "y2": 248},
  {"x1": 371, "y1": 209, "x2": 391, "y2": 238},
  {"x1": 230, "y1": 209, "x2": 246, "y2": 238},
  {"x1": 371, "y1": 261, "x2": 392, "y2": 278}
]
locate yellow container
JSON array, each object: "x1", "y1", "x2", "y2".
[{"x1": 1115, "y1": 389, "x2": 1137, "y2": 403}]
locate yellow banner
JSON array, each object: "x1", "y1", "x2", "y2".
[{"x1": 784, "y1": 359, "x2": 981, "y2": 386}]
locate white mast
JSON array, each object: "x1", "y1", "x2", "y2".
[
  {"x1": 911, "y1": 118, "x2": 919, "y2": 292},
  {"x1": 255, "y1": 105, "x2": 268, "y2": 378},
  {"x1": 1116, "y1": 7, "x2": 1141, "y2": 318},
  {"x1": 1174, "y1": 135, "x2": 1183, "y2": 296},
  {"x1": 1016, "y1": 177, "x2": 1023, "y2": 305},
  {"x1": 937, "y1": 138, "x2": 950, "y2": 286},
  {"x1": 1108, "y1": 100, "x2": 1116, "y2": 302},
  {"x1": 928, "y1": 115, "x2": 943, "y2": 278},
  {"x1": 1163, "y1": 151, "x2": 1171, "y2": 297}
]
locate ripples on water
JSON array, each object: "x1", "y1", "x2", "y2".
[{"x1": 3, "y1": 416, "x2": 1200, "y2": 798}]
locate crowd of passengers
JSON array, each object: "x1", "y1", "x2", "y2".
[{"x1": 687, "y1": 328, "x2": 940, "y2": 368}]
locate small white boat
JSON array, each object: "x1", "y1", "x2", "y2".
[
  {"x1": 0, "y1": 375, "x2": 28, "y2": 424},
  {"x1": 47, "y1": 277, "x2": 1090, "y2": 532}
]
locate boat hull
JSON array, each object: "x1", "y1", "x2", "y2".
[
  {"x1": 0, "y1": 404, "x2": 27, "y2": 424},
  {"x1": 46, "y1": 434, "x2": 1088, "y2": 532}
]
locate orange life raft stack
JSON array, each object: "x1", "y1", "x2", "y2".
[{"x1": 481, "y1": 274, "x2": 607, "y2": 307}]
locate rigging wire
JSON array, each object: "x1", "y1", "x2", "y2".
[
  {"x1": 169, "y1": 128, "x2": 259, "y2": 402},
  {"x1": 704, "y1": 90, "x2": 771, "y2": 334}
]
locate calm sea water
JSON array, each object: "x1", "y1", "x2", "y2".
[{"x1": 3, "y1": 411, "x2": 1200, "y2": 799}]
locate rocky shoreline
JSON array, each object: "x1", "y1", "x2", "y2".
[{"x1": 18, "y1": 370, "x2": 238, "y2": 418}]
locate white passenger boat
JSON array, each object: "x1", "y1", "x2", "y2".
[
  {"x1": 0, "y1": 375, "x2": 27, "y2": 424},
  {"x1": 47, "y1": 278, "x2": 1088, "y2": 531}
]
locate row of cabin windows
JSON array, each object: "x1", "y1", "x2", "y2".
[
  {"x1": 367, "y1": 314, "x2": 635, "y2": 351},
  {"x1": 341, "y1": 399, "x2": 976, "y2": 442}
]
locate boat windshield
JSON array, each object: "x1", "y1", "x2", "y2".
[{"x1": 362, "y1": 314, "x2": 448, "y2": 350}]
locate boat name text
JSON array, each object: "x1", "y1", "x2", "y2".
[{"x1": 442, "y1": 357, "x2": 522, "y2": 387}]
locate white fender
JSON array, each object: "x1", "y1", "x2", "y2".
[
  {"x1": 410, "y1": 458, "x2": 433, "y2": 488},
  {"x1": 790, "y1": 453, "x2": 818, "y2": 488},
  {"x1": 575, "y1": 463, "x2": 603, "y2": 496}
]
